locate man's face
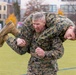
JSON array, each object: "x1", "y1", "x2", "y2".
[
  {"x1": 32, "y1": 19, "x2": 46, "y2": 33},
  {"x1": 64, "y1": 26, "x2": 76, "y2": 40}
]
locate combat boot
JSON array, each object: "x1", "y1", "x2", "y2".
[
  {"x1": 0, "y1": 21, "x2": 19, "y2": 36},
  {"x1": 0, "y1": 34, "x2": 9, "y2": 47},
  {"x1": 0, "y1": 21, "x2": 20, "y2": 47}
]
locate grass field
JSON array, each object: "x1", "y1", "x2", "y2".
[
  {"x1": 0, "y1": 40, "x2": 76, "y2": 75},
  {"x1": 58, "y1": 40, "x2": 76, "y2": 75}
]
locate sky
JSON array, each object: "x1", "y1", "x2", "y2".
[
  {"x1": 21, "y1": 0, "x2": 61, "y2": 9},
  {"x1": 21, "y1": 0, "x2": 30, "y2": 9}
]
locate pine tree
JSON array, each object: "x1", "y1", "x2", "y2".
[{"x1": 13, "y1": 1, "x2": 20, "y2": 21}]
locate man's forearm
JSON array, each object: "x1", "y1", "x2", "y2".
[
  {"x1": 44, "y1": 48, "x2": 64, "y2": 60},
  {"x1": 6, "y1": 37, "x2": 29, "y2": 55}
]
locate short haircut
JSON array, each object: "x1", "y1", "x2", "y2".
[{"x1": 32, "y1": 12, "x2": 46, "y2": 22}]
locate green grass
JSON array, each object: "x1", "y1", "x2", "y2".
[
  {"x1": 0, "y1": 43, "x2": 30, "y2": 75},
  {"x1": 58, "y1": 40, "x2": 76, "y2": 75},
  {"x1": 0, "y1": 40, "x2": 76, "y2": 75}
]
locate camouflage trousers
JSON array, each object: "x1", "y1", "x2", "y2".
[
  {"x1": 27, "y1": 66, "x2": 57, "y2": 75},
  {"x1": 27, "y1": 62, "x2": 57, "y2": 75},
  {"x1": 26, "y1": 57, "x2": 57, "y2": 75}
]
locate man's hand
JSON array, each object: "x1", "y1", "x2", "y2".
[
  {"x1": 35, "y1": 47, "x2": 45, "y2": 58},
  {"x1": 16, "y1": 38, "x2": 26, "y2": 47}
]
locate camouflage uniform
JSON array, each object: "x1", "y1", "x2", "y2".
[{"x1": 6, "y1": 12, "x2": 75, "y2": 75}]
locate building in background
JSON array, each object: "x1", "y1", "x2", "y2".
[
  {"x1": 0, "y1": 0, "x2": 21, "y2": 28},
  {"x1": 20, "y1": 0, "x2": 60, "y2": 20},
  {"x1": 60, "y1": 0, "x2": 76, "y2": 24},
  {"x1": 41, "y1": 0, "x2": 60, "y2": 13},
  {"x1": 0, "y1": 2, "x2": 7, "y2": 28},
  {"x1": 41, "y1": 0, "x2": 76, "y2": 24}
]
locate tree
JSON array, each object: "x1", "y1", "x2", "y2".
[
  {"x1": 13, "y1": 1, "x2": 20, "y2": 21},
  {"x1": 65, "y1": 0, "x2": 76, "y2": 24},
  {"x1": 23, "y1": 0, "x2": 44, "y2": 18},
  {"x1": 5, "y1": 13, "x2": 17, "y2": 26},
  {"x1": 58, "y1": 8, "x2": 64, "y2": 16}
]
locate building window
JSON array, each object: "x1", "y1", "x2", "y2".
[
  {"x1": 44, "y1": 5, "x2": 49, "y2": 12},
  {"x1": 10, "y1": 0, "x2": 13, "y2": 3},
  {"x1": 49, "y1": 5, "x2": 57, "y2": 12},
  {"x1": 0, "y1": 14, "x2": 1, "y2": 18},
  {"x1": 60, "y1": 5, "x2": 76, "y2": 13},
  {"x1": 41, "y1": 5, "x2": 49, "y2": 12},
  {"x1": 3, "y1": 14, "x2": 6, "y2": 19},
  {"x1": 7, "y1": 0, "x2": 10, "y2": 3},
  {"x1": 0, "y1": 5, "x2": 1, "y2": 10},
  {"x1": 73, "y1": 5, "x2": 76, "y2": 12},
  {"x1": 17, "y1": 0, "x2": 21, "y2": 4},
  {"x1": 13, "y1": 0, "x2": 17, "y2": 2},
  {"x1": 69, "y1": 5, "x2": 74, "y2": 13},
  {"x1": 7, "y1": 0, "x2": 13, "y2": 3},
  {"x1": 3, "y1": 0, "x2": 7, "y2": 2},
  {"x1": 4, "y1": 6, "x2": 6, "y2": 10},
  {"x1": 60, "y1": 5, "x2": 69, "y2": 13}
]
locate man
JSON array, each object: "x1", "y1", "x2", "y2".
[{"x1": 3, "y1": 12, "x2": 76, "y2": 75}]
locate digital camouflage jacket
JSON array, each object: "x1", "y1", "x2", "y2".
[{"x1": 6, "y1": 12, "x2": 75, "y2": 75}]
